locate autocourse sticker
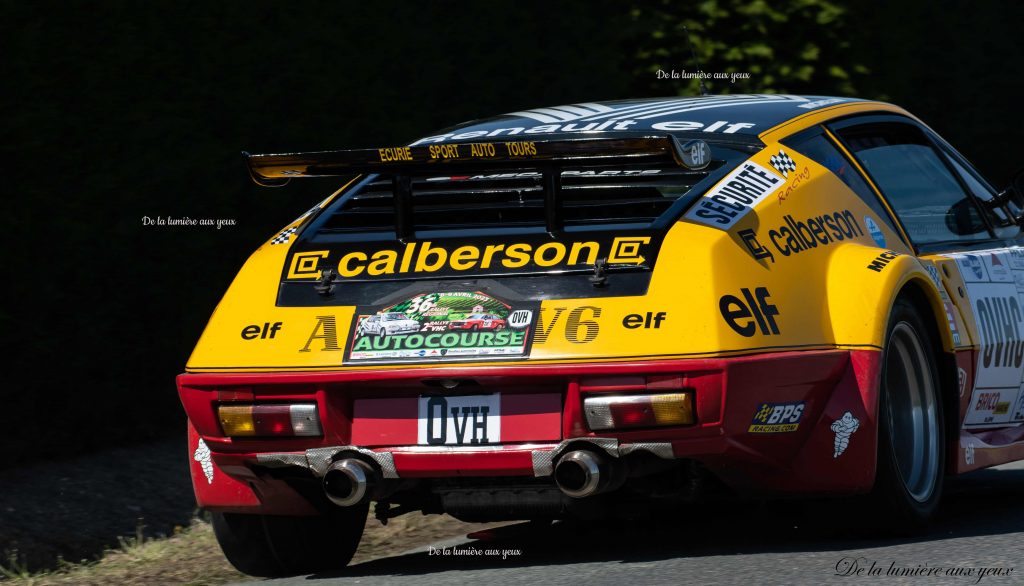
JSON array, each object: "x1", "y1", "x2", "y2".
[{"x1": 345, "y1": 291, "x2": 538, "y2": 364}]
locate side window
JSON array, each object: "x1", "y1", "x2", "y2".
[
  {"x1": 782, "y1": 132, "x2": 899, "y2": 234},
  {"x1": 834, "y1": 122, "x2": 991, "y2": 245},
  {"x1": 942, "y1": 149, "x2": 1020, "y2": 239}
]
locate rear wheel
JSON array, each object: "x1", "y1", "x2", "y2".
[
  {"x1": 873, "y1": 297, "x2": 945, "y2": 527},
  {"x1": 211, "y1": 505, "x2": 368, "y2": 577}
]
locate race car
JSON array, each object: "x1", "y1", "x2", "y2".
[
  {"x1": 358, "y1": 312, "x2": 421, "y2": 337},
  {"x1": 177, "y1": 94, "x2": 1024, "y2": 576},
  {"x1": 447, "y1": 313, "x2": 508, "y2": 331}
]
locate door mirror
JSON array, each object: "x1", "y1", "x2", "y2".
[
  {"x1": 946, "y1": 198, "x2": 989, "y2": 235},
  {"x1": 995, "y1": 168, "x2": 1024, "y2": 227}
]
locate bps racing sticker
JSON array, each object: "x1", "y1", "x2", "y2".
[
  {"x1": 345, "y1": 291, "x2": 537, "y2": 364},
  {"x1": 748, "y1": 401, "x2": 805, "y2": 433}
]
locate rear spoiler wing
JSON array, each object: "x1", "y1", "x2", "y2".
[
  {"x1": 244, "y1": 135, "x2": 707, "y2": 236},
  {"x1": 244, "y1": 135, "x2": 702, "y2": 185}
]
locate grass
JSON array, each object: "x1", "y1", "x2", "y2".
[
  {"x1": 0, "y1": 509, "x2": 497, "y2": 585},
  {"x1": 0, "y1": 519, "x2": 245, "y2": 586}
]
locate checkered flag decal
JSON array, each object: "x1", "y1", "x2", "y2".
[
  {"x1": 271, "y1": 226, "x2": 298, "y2": 245},
  {"x1": 769, "y1": 149, "x2": 796, "y2": 177}
]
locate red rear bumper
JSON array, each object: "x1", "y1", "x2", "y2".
[{"x1": 178, "y1": 349, "x2": 881, "y2": 514}]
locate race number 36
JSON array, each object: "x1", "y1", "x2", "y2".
[{"x1": 417, "y1": 394, "x2": 501, "y2": 446}]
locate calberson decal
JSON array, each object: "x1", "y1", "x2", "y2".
[
  {"x1": 344, "y1": 291, "x2": 539, "y2": 364},
  {"x1": 286, "y1": 235, "x2": 656, "y2": 282},
  {"x1": 734, "y1": 210, "x2": 865, "y2": 261}
]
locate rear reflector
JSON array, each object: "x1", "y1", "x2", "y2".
[
  {"x1": 218, "y1": 404, "x2": 322, "y2": 437},
  {"x1": 583, "y1": 392, "x2": 694, "y2": 431}
]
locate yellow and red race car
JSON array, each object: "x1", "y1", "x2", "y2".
[{"x1": 177, "y1": 94, "x2": 1024, "y2": 576}]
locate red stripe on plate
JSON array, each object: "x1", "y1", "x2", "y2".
[
  {"x1": 501, "y1": 393, "x2": 562, "y2": 442},
  {"x1": 351, "y1": 398, "x2": 418, "y2": 445}
]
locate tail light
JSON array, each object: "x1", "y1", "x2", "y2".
[
  {"x1": 583, "y1": 392, "x2": 694, "y2": 431},
  {"x1": 218, "y1": 404, "x2": 322, "y2": 437}
]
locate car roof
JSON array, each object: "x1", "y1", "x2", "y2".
[{"x1": 413, "y1": 95, "x2": 874, "y2": 145}]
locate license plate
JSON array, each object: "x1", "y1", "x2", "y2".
[{"x1": 417, "y1": 394, "x2": 501, "y2": 446}]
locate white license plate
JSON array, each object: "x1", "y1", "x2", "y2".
[{"x1": 417, "y1": 394, "x2": 501, "y2": 446}]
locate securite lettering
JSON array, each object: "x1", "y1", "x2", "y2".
[
  {"x1": 975, "y1": 295, "x2": 1024, "y2": 369},
  {"x1": 719, "y1": 287, "x2": 780, "y2": 337},
  {"x1": 288, "y1": 238, "x2": 650, "y2": 280},
  {"x1": 241, "y1": 322, "x2": 282, "y2": 340},
  {"x1": 685, "y1": 161, "x2": 783, "y2": 229}
]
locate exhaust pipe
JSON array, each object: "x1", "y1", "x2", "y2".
[
  {"x1": 323, "y1": 459, "x2": 375, "y2": 507},
  {"x1": 554, "y1": 450, "x2": 614, "y2": 498}
]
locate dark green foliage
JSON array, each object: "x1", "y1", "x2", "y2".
[
  {"x1": 629, "y1": 0, "x2": 866, "y2": 96},
  {"x1": 1, "y1": 1, "x2": 1022, "y2": 465}
]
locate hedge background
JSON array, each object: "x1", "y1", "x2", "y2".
[{"x1": 3, "y1": 0, "x2": 1022, "y2": 464}]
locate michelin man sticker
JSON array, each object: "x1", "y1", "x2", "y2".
[
  {"x1": 830, "y1": 411, "x2": 860, "y2": 458},
  {"x1": 194, "y1": 438, "x2": 214, "y2": 484}
]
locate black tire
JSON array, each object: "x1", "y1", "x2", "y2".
[
  {"x1": 211, "y1": 504, "x2": 369, "y2": 577},
  {"x1": 872, "y1": 297, "x2": 946, "y2": 528},
  {"x1": 378, "y1": 327, "x2": 387, "y2": 339}
]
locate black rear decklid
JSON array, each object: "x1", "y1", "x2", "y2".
[
  {"x1": 253, "y1": 135, "x2": 751, "y2": 306},
  {"x1": 247, "y1": 135, "x2": 706, "y2": 237}
]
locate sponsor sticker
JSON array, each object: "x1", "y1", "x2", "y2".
[
  {"x1": 737, "y1": 228, "x2": 775, "y2": 263},
  {"x1": 956, "y1": 254, "x2": 988, "y2": 282},
  {"x1": 684, "y1": 160, "x2": 784, "y2": 230},
  {"x1": 346, "y1": 291, "x2": 537, "y2": 364},
  {"x1": 831, "y1": 411, "x2": 860, "y2": 458},
  {"x1": 719, "y1": 287, "x2": 780, "y2": 337},
  {"x1": 194, "y1": 439, "x2": 213, "y2": 484},
  {"x1": 866, "y1": 250, "x2": 901, "y2": 272},
  {"x1": 865, "y1": 216, "x2": 885, "y2": 247},
  {"x1": 768, "y1": 149, "x2": 796, "y2": 178},
  {"x1": 679, "y1": 139, "x2": 711, "y2": 170},
  {"x1": 748, "y1": 402, "x2": 805, "y2": 433},
  {"x1": 286, "y1": 235, "x2": 656, "y2": 282}
]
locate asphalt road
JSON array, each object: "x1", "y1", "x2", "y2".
[{"x1": 239, "y1": 461, "x2": 1024, "y2": 586}]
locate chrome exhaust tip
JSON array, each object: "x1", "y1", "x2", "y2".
[
  {"x1": 554, "y1": 450, "x2": 604, "y2": 498},
  {"x1": 323, "y1": 459, "x2": 375, "y2": 507}
]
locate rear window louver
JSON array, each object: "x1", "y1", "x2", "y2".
[{"x1": 315, "y1": 162, "x2": 717, "y2": 234}]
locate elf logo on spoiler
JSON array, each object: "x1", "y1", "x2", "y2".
[{"x1": 418, "y1": 395, "x2": 501, "y2": 446}]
